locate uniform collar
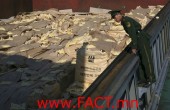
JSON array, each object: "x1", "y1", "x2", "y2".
[
  {"x1": 121, "y1": 16, "x2": 125, "y2": 24},
  {"x1": 122, "y1": 16, "x2": 125, "y2": 21}
]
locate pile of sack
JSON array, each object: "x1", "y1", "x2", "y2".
[{"x1": 0, "y1": 5, "x2": 163, "y2": 109}]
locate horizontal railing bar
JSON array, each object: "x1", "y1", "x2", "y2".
[
  {"x1": 98, "y1": 56, "x2": 139, "y2": 107},
  {"x1": 144, "y1": 1, "x2": 170, "y2": 46}
]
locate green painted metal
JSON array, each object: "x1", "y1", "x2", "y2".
[{"x1": 158, "y1": 63, "x2": 170, "y2": 110}]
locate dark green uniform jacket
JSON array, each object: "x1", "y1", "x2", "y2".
[{"x1": 121, "y1": 16, "x2": 156, "y2": 83}]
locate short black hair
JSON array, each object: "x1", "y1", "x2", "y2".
[{"x1": 108, "y1": 10, "x2": 121, "y2": 18}]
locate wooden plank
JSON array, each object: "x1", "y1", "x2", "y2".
[
  {"x1": 0, "y1": 71, "x2": 22, "y2": 82},
  {"x1": 27, "y1": 47, "x2": 47, "y2": 58},
  {"x1": 29, "y1": 20, "x2": 50, "y2": 29},
  {"x1": 6, "y1": 43, "x2": 40, "y2": 55},
  {"x1": 89, "y1": 7, "x2": 111, "y2": 14},
  {"x1": 0, "y1": 55, "x2": 26, "y2": 67},
  {"x1": 0, "y1": 83, "x2": 20, "y2": 109},
  {"x1": 59, "y1": 9, "x2": 73, "y2": 13}
]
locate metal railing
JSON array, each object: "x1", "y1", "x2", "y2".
[{"x1": 78, "y1": 1, "x2": 170, "y2": 110}]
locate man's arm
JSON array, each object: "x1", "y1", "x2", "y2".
[{"x1": 126, "y1": 21, "x2": 138, "y2": 50}]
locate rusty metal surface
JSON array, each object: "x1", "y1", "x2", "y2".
[
  {"x1": 0, "y1": 0, "x2": 168, "y2": 18},
  {"x1": 33, "y1": 0, "x2": 168, "y2": 12},
  {"x1": 0, "y1": 0, "x2": 32, "y2": 19}
]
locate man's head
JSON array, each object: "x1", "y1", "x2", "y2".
[{"x1": 108, "y1": 10, "x2": 123, "y2": 22}]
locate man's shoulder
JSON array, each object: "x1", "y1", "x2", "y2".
[
  {"x1": 123, "y1": 16, "x2": 141, "y2": 26},
  {"x1": 122, "y1": 16, "x2": 134, "y2": 28},
  {"x1": 123, "y1": 16, "x2": 134, "y2": 21}
]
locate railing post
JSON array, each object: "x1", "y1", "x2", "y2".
[
  {"x1": 129, "y1": 76, "x2": 138, "y2": 110},
  {"x1": 168, "y1": 18, "x2": 170, "y2": 46},
  {"x1": 152, "y1": 43, "x2": 159, "y2": 79},
  {"x1": 159, "y1": 33, "x2": 164, "y2": 67},
  {"x1": 161, "y1": 28, "x2": 166, "y2": 61},
  {"x1": 156, "y1": 37, "x2": 161, "y2": 74},
  {"x1": 165, "y1": 22, "x2": 168, "y2": 53}
]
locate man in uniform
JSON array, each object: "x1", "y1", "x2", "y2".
[{"x1": 108, "y1": 10, "x2": 156, "y2": 85}]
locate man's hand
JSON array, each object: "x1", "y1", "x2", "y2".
[{"x1": 132, "y1": 48, "x2": 137, "y2": 54}]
